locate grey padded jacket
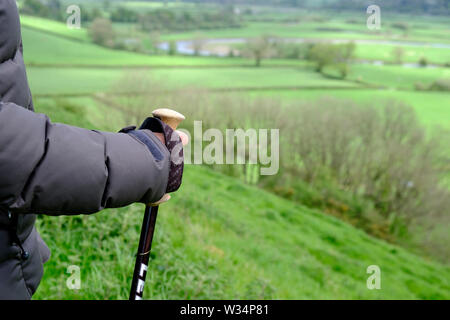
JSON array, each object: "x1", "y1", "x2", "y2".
[{"x1": 0, "y1": 0, "x2": 174, "y2": 299}]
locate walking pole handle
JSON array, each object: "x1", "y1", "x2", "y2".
[
  {"x1": 152, "y1": 108, "x2": 185, "y2": 131},
  {"x1": 129, "y1": 108, "x2": 185, "y2": 300}
]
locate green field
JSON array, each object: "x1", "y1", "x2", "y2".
[
  {"x1": 20, "y1": 15, "x2": 89, "y2": 42},
  {"x1": 354, "y1": 43, "x2": 450, "y2": 65},
  {"x1": 21, "y1": 11, "x2": 450, "y2": 66},
  {"x1": 348, "y1": 64, "x2": 450, "y2": 90},
  {"x1": 161, "y1": 19, "x2": 450, "y2": 44},
  {"x1": 22, "y1": 27, "x2": 311, "y2": 67},
  {"x1": 256, "y1": 89, "x2": 450, "y2": 130},
  {"x1": 159, "y1": 18, "x2": 450, "y2": 64},
  {"x1": 14, "y1": 9, "x2": 450, "y2": 300},
  {"x1": 27, "y1": 65, "x2": 361, "y2": 96}
]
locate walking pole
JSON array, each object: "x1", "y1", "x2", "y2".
[{"x1": 129, "y1": 108, "x2": 185, "y2": 300}]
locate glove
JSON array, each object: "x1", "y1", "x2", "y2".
[{"x1": 119, "y1": 117, "x2": 188, "y2": 206}]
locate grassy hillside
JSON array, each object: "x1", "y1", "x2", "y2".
[
  {"x1": 20, "y1": 15, "x2": 89, "y2": 42},
  {"x1": 33, "y1": 165, "x2": 450, "y2": 300},
  {"x1": 31, "y1": 98, "x2": 450, "y2": 300}
]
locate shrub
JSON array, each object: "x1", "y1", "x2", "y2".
[
  {"x1": 168, "y1": 40, "x2": 177, "y2": 56},
  {"x1": 418, "y1": 56, "x2": 428, "y2": 67},
  {"x1": 276, "y1": 42, "x2": 311, "y2": 60},
  {"x1": 429, "y1": 78, "x2": 450, "y2": 91},
  {"x1": 307, "y1": 42, "x2": 356, "y2": 78},
  {"x1": 392, "y1": 47, "x2": 405, "y2": 64},
  {"x1": 414, "y1": 82, "x2": 428, "y2": 91},
  {"x1": 192, "y1": 34, "x2": 206, "y2": 56},
  {"x1": 89, "y1": 18, "x2": 115, "y2": 47},
  {"x1": 283, "y1": 99, "x2": 449, "y2": 231},
  {"x1": 391, "y1": 22, "x2": 410, "y2": 32},
  {"x1": 391, "y1": 21, "x2": 411, "y2": 38},
  {"x1": 415, "y1": 78, "x2": 450, "y2": 92}
]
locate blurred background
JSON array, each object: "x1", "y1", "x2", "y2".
[{"x1": 18, "y1": 0, "x2": 449, "y2": 299}]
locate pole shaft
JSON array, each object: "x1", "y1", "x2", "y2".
[
  {"x1": 128, "y1": 108, "x2": 185, "y2": 300},
  {"x1": 129, "y1": 205, "x2": 159, "y2": 300}
]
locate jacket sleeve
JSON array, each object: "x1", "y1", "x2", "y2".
[{"x1": 0, "y1": 102, "x2": 170, "y2": 215}]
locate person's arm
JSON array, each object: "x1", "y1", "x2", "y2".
[{"x1": 0, "y1": 101, "x2": 177, "y2": 215}]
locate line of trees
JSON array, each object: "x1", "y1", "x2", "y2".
[
  {"x1": 182, "y1": 0, "x2": 449, "y2": 15},
  {"x1": 20, "y1": 0, "x2": 63, "y2": 20},
  {"x1": 20, "y1": 0, "x2": 104, "y2": 22},
  {"x1": 20, "y1": 0, "x2": 244, "y2": 33},
  {"x1": 137, "y1": 7, "x2": 243, "y2": 32}
]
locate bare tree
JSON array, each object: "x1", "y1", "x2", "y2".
[
  {"x1": 192, "y1": 33, "x2": 206, "y2": 56},
  {"x1": 392, "y1": 46, "x2": 405, "y2": 64},
  {"x1": 149, "y1": 31, "x2": 161, "y2": 54},
  {"x1": 243, "y1": 36, "x2": 276, "y2": 67}
]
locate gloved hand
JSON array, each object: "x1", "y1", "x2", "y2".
[
  {"x1": 150, "y1": 131, "x2": 189, "y2": 205},
  {"x1": 120, "y1": 116, "x2": 188, "y2": 206}
]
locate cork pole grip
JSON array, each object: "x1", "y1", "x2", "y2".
[{"x1": 152, "y1": 108, "x2": 185, "y2": 130}]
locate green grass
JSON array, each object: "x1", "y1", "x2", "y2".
[
  {"x1": 347, "y1": 64, "x2": 449, "y2": 90},
  {"x1": 20, "y1": 15, "x2": 89, "y2": 42},
  {"x1": 355, "y1": 43, "x2": 450, "y2": 65},
  {"x1": 31, "y1": 96, "x2": 125, "y2": 130},
  {"x1": 26, "y1": 66, "x2": 360, "y2": 96},
  {"x1": 27, "y1": 68, "x2": 119, "y2": 95},
  {"x1": 256, "y1": 89, "x2": 450, "y2": 130},
  {"x1": 152, "y1": 67, "x2": 359, "y2": 89}
]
